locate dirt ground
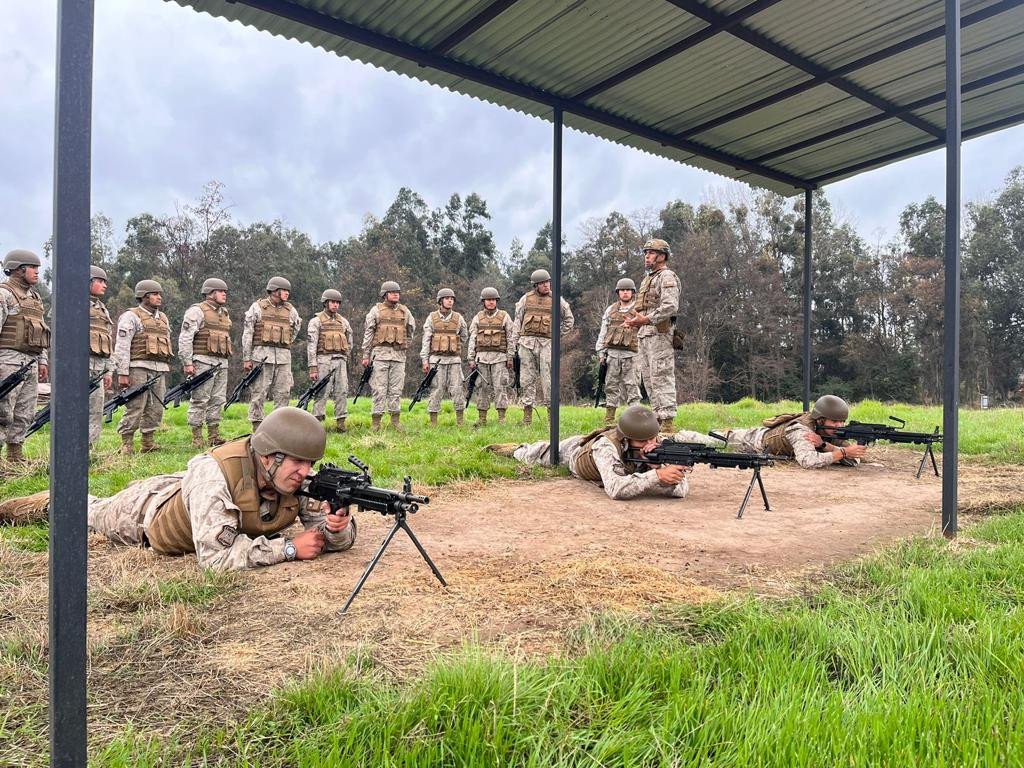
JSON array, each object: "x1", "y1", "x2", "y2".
[{"x1": 3, "y1": 447, "x2": 1024, "y2": 751}]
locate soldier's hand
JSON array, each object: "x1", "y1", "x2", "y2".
[
  {"x1": 293, "y1": 528, "x2": 325, "y2": 560},
  {"x1": 655, "y1": 464, "x2": 688, "y2": 485},
  {"x1": 38, "y1": 364, "x2": 49, "y2": 383},
  {"x1": 468, "y1": 361, "x2": 477, "y2": 370},
  {"x1": 324, "y1": 504, "x2": 351, "y2": 533},
  {"x1": 184, "y1": 364, "x2": 196, "y2": 376},
  {"x1": 842, "y1": 444, "x2": 868, "y2": 460},
  {"x1": 361, "y1": 358, "x2": 370, "y2": 368},
  {"x1": 624, "y1": 313, "x2": 649, "y2": 328},
  {"x1": 243, "y1": 360, "x2": 253, "y2": 372},
  {"x1": 422, "y1": 362, "x2": 430, "y2": 374},
  {"x1": 103, "y1": 375, "x2": 113, "y2": 391},
  {"x1": 309, "y1": 368, "x2": 318, "y2": 381},
  {"x1": 506, "y1": 359, "x2": 514, "y2": 370},
  {"x1": 118, "y1": 375, "x2": 130, "y2": 388}
]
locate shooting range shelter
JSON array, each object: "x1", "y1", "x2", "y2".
[{"x1": 47, "y1": 0, "x2": 1024, "y2": 763}]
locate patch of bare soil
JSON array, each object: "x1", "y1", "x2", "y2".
[{"x1": 2, "y1": 447, "x2": 1023, "y2": 756}]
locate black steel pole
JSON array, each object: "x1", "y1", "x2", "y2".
[
  {"x1": 802, "y1": 188, "x2": 813, "y2": 411},
  {"x1": 550, "y1": 107, "x2": 563, "y2": 464},
  {"x1": 942, "y1": 0, "x2": 961, "y2": 538}
]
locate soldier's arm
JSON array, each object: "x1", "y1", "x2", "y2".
[
  {"x1": 297, "y1": 498, "x2": 356, "y2": 552},
  {"x1": 344, "y1": 318, "x2": 354, "y2": 355},
  {"x1": 510, "y1": 296, "x2": 526, "y2": 347},
  {"x1": 503, "y1": 313, "x2": 516, "y2": 358},
  {"x1": 560, "y1": 297, "x2": 575, "y2": 335},
  {"x1": 406, "y1": 308, "x2": 416, "y2": 336},
  {"x1": 458, "y1": 314, "x2": 469, "y2": 347},
  {"x1": 112, "y1": 312, "x2": 138, "y2": 376},
  {"x1": 590, "y1": 439, "x2": 685, "y2": 499},
  {"x1": 178, "y1": 306, "x2": 203, "y2": 368},
  {"x1": 466, "y1": 315, "x2": 479, "y2": 360},
  {"x1": 0, "y1": 291, "x2": 9, "y2": 330},
  {"x1": 646, "y1": 273, "x2": 680, "y2": 325},
  {"x1": 360, "y1": 307, "x2": 377, "y2": 359},
  {"x1": 787, "y1": 424, "x2": 837, "y2": 469},
  {"x1": 241, "y1": 303, "x2": 258, "y2": 360},
  {"x1": 420, "y1": 314, "x2": 433, "y2": 363},
  {"x1": 595, "y1": 306, "x2": 612, "y2": 352},
  {"x1": 290, "y1": 306, "x2": 302, "y2": 336},
  {"x1": 306, "y1": 317, "x2": 320, "y2": 368}
]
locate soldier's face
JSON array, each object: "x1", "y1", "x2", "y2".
[
  {"x1": 819, "y1": 418, "x2": 844, "y2": 436},
  {"x1": 90, "y1": 277, "x2": 107, "y2": 297},
  {"x1": 145, "y1": 292, "x2": 163, "y2": 308},
  {"x1": 326, "y1": 300, "x2": 341, "y2": 313},
  {"x1": 271, "y1": 455, "x2": 314, "y2": 493},
  {"x1": 643, "y1": 250, "x2": 661, "y2": 269},
  {"x1": 483, "y1": 298, "x2": 498, "y2": 311},
  {"x1": 21, "y1": 266, "x2": 40, "y2": 285},
  {"x1": 385, "y1": 291, "x2": 401, "y2": 304},
  {"x1": 278, "y1": 289, "x2": 290, "y2": 302},
  {"x1": 440, "y1": 297, "x2": 455, "y2": 311},
  {"x1": 628, "y1": 437, "x2": 661, "y2": 454},
  {"x1": 535, "y1": 281, "x2": 551, "y2": 295},
  {"x1": 617, "y1": 289, "x2": 634, "y2": 303},
  {"x1": 210, "y1": 289, "x2": 228, "y2": 305}
]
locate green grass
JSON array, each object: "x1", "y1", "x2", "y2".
[{"x1": 93, "y1": 506, "x2": 1024, "y2": 767}]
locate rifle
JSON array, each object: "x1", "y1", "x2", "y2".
[
  {"x1": 103, "y1": 373, "x2": 164, "y2": 423},
  {"x1": 353, "y1": 362, "x2": 373, "y2": 403},
  {"x1": 464, "y1": 367, "x2": 480, "y2": 406},
  {"x1": 299, "y1": 455, "x2": 446, "y2": 613},
  {"x1": 512, "y1": 352, "x2": 521, "y2": 396},
  {"x1": 163, "y1": 364, "x2": 222, "y2": 408},
  {"x1": 593, "y1": 357, "x2": 608, "y2": 408},
  {"x1": 822, "y1": 416, "x2": 943, "y2": 479},
  {"x1": 408, "y1": 364, "x2": 438, "y2": 411},
  {"x1": 627, "y1": 434, "x2": 779, "y2": 519},
  {"x1": 0, "y1": 360, "x2": 35, "y2": 400},
  {"x1": 27, "y1": 372, "x2": 105, "y2": 437},
  {"x1": 297, "y1": 368, "x2": 335, "y2": 411},
  {"x1": 224, "y1": 362, "x2": 264, "y2": 411}
]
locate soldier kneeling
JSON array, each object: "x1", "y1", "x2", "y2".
[{"x1": 0, "y1": 407, "x2": 356, "y2": 570}]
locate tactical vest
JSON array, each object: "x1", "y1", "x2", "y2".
[
  {"x1": 0, "y1": 281, "x2": 50, "y2": 355},
  {"x1": 573, "y1": 426, "x2": 633, "y2": 483},
  {"x1": 521, "y1": 291, "x2": 552, "y2": 338},
  {"x1": 89, "y1": 298, "x2": 113, "y2": 358},
  {"x1": 371, "y1": 303, "x2": 409, "y2": 349},
  {"x1": 603, "y1": 304, "x2": 639, "y2": 351},
  {"x1": 761, "y1": 412, "x2": 819, "y2": 457},
  {"x1": 475, "y1": 310, "x2": 508, "y2": 352},
  {"x1": 193, "y1": 300, "x2": 233, "y2": 358},
  {"x1": 429, "y1": 311, "x2": 463, "y2": 355},
  {"x1": 636, "y1": 270, "x2": 674, "y2": 333},
  {"x1": 252, "y1": 298, "x2": 294, "y2": 348},
  {"x1": 146, "y1": 437, "x2": 301, "y2": 556},
  {"x1": 128, "y1": 307, "x2": 173, "y2": 363},
  {"x1": 315, "y1": 311, "x2": 349, "y2": 355}
]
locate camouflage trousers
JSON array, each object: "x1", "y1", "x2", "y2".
[
  {"x1": 0, "y1": 359, "x2": 38, "y2": 445},
  {"x1": 370, "y1": 358, "x2": 406, "y2": 415},
  {"x1": 118, "y1": 368, "x2": 166, "y2": 437},
  {"x1": 428, "y1": 361, "x2": 465, "y2": 413},
  {"x1": 87, "y1": 474, "x2": 180, "y2": 546},
  {"x1": 89, "y1": 357, "x2": 109, "y2": 446},
  {"x1": 248, "y1": 361, "x2": 293, "y2": 423},
  {"x1": 637, "y1": 333, "x2": 677, "y2": 419},
  {"x1": 187, "y1": 360, "x2": 228, "y2": 428},
  {"x1": 472, "y1": 361, "x2": 510, "y2": 411},
  {"x1": 603, "y1": 355, "x2": 641, "y2": 408},
  {"x1": 518, "y1": 340, "x2": 551, "y2": 408},
  {"x1": 312, "y1": 355, "x2": 349, "y2": 420},
  {"x1": 512, "y1": 436, "x2": 582, "y2": 467}
]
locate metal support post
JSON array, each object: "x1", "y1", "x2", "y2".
[
  {"x1": 802, "y1": 188, "x2": 813, "y2": 411},
  {"x1": 50, "y1": 0, "x2": 95, "y2": 765},
  {"x1": 550, "y1": 107, "x2": 563, "y2": 463},
  {"x1": 942, "y1": 0, "x2": 961, "y2": 537}
]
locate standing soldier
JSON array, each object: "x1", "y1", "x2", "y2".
[
  {"x1": 420, "y1": 288, "x2": 468, "y2": 427},
  {"x1": 624, "y1": 238, "x2": 680, "y2": 433},
  {"x1": 242, "y1": 276, "x2": 301, "y2": 432},
  {"x1": 179, "y1": 277, "x2": 232, "y2": 448},
  {"x1": 88, "y1": 265, "x2": 114, "y2": 448},
  {"x1": 0, "y1": 249, "x2": 49, "y2": 466},
  {"x1": 512, "y1": 268, "x2": 574, "y2": 425},
  {"x1": 306, "y1": 289, "x2": 353, "y2": 432},
  {"x1": 596, "y1": 278, "x2": 641, "y2": 425},
  {"x1": 114, "y1": 280, "x2": 172, "y2": 454},
  {"x1": 467, "y1": 286, "x2": 514, "y2": 427},
  {"x1": 360, "y1": 280, "x2": 415, "y2": 432}
]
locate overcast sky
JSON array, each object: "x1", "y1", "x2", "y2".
[{"x1": 4, "y1": 0, "x2": 1024, "y2": 260}]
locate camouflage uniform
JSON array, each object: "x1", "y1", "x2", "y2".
[
  {"x1": 361, "y1": 302, "x2": 416, "y2": 417},
  {"x1": 0, "y1": 277, "x2": 48, "y2": 447},
  {"x1": 467, "y1": 308, "x2": 515, "y2": 412},
  {"x1": 242, "y1": 298, "x2": 302, "y2": 424},
  {"x1": 420, "y1": 309, "x2": 468, "y2": 414},
  {"x1": 88, "y1": 295, "x2": 114, "y2": 446},
  {"x1": 306, "y1": 310, "x2": 353, "y2": 421},
  {"x1": 596, "y1": 300, "x2": 641, "y2": 408},
  {"x1": 635, "y1": 267, "x2": 680, "y2": 420},
  {"x1": 85, "y1": 449, "x2": 356, "y2": 570},
  {"x1": 113, "y1": 307, "x2": 172, "y2": 438},
  {"x1": 672, "y1": 419, "x2": 854, "y2": 469},
  {"x1": 511, "y1": 291, "x2": 574, "y2": 408},
  {"x1": 511, "y1": 431, "x2": 688, "y2": 500},
  {"x1": 178, "y1": 301, "x2": 232, "y2": 429}
]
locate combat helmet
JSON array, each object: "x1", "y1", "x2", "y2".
[
  {"x1": 617, "y1": 405, "x2": 660, "y2": 441},
  {"x1": 250, "y1": 406, "x2": 326, "y2": 462},
  {"x1": 479, "y1": 286, "x2": 500, "y2": 302},
  {"x1": 201, "y1": 277, "x2": 228, "y2": 295},
  {"x1": 90, "y1": 265, "x2": 108, "y2": 282},
  {"x1": 266, "y1": 276, "x2": 291, "y2": 293},
  {"x1": 380, "y1": 280, "x2": 401, "y2": 297},
  {"x1": 615, "y1": 278, "x2": 636, "y2": 292},
  {"x1": 530, "y1": 269, "x2": 551, "y2": 285},
  {"x1": 643, "y1": 238, "x2": 671, "y2": 257},
  {"x1": 134, "y1": 279, "x2": 163, "y2": 299},
  {"x1": 3, "y1": 249, "x2": 42, "y2": 274},
  {"x1": 436, "y1": 287, "x2": 455, "y2": 303},
  {"x1": 321, "y1": 288, "x2": 343, "y2": 304},
  {"x1": 810, "y1": 394, "x2": 849, "y2": 422}
]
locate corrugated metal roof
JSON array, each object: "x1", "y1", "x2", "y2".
[{"x1": 168, "y1": 0, "x2": 1024, "y2": 194}]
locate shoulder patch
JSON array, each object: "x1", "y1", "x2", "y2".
[{"x1": 215, "y1": 525, "x2": 238, "y2": 548}]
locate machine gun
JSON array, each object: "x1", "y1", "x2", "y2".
[
  {"x1": 353, "y1": 362, "x2": 373, "y2": 404},
  {"x1": 627, "y1": 434, "x2": 778, "y2": 519},
  {"x1": 512, "y1": 352, "x2": 521, "y2": 395},
  {"x1": 103, "y1": 374, "x2": 164, "y2": 423},
  {"x1": 408, "y1": 364, "x2": 438, "y2": 411},
  {"x1": 163, "y1": 364, "x2": 222, "y2": 408},
  {"x1": 299, "y1": 455, "x2": 446, "y2": 613},
  {"x1": 296, "y1": 368, "x2": 335, "y2": 411},
  {"x1": 0, "y1": 360, "x2": 35, "y2": 400},
  {"x1": 822, "y1": 416, "x2": 943, "y2": 479},
  {"x1": 27, "y1": 372, "x2": 105, "y2": 438},
  {"x1": 593, "y1": 357, "x2": 608, "y2": 408},
  {"x1": 464, "y1": 367, "x2": 480, "y2": 406},
  {"x1": 224, "y1": 362, "x2": 264, "y2": 411}
]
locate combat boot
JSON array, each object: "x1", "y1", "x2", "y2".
[
  {"x1": 605, "y1": 406, "x2": 617, "y2": 426},
  {"x1": 455, "y1": 410, "x2": 465, "y2": 426},
  {"x1": 474, "y1": 412, "x2": 487, "y2": 429},
  {"x1": 0, "y1": 490, "x2": 51, "y2": 525},
  {"x1": 207, "y1": 424, "x2": 225, "y2": 446},
  {"x1": 336, "y1": 418, "x2": 347, "y2": 434},
  {"x1": 140, "y1": 432, "x2": 160, "y2": 453},
  {"x1": 390, "y1": 412, "x2": 403, "y2": 432},
  {"x1": 485, "y1": 443, "x2": 520, "y2": 457},
  {"x1": 250, "y1": 420, "x2": 262, "y2": 434},
  {"x1": 522, "y1": 405, "x2": 533, "y2": 425},
  {"x1": 371, "y1": 414, "x2": 382, "y2": 432},
  {"x1": 120, "y1": 433, "x2": 135, "y2": 455},
  {"x1": 190, "y1": 426, "x2": 204, "y2": 448},
  {"x1": 659, "y1": 417, "x2": 675, "y2": 434},
  {"x1": 5, "y1": 443, "x2": 25, "y2": 465},
  {"x1": 430, "y1": 412, "x2": 439, "y2": 427},
  {"x1": 496, "y1": 409, "x2": 506, "y2": 425}
]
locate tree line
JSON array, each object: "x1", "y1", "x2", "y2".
[{"x1": 67, "y1": 171, "x2": 1024, "y2": 405}]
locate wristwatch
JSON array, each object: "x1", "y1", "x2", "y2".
[{"x1": 283, "y1": 539, "x2": 297, "y2": 562}]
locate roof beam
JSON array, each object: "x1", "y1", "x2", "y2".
[
  {"x1": 433, "y1": 0, "x2": 521, "y2": 55},
  {"x1": 665, "y1": 0, "x2": 945, "y2": 139},
  {"x1": 678, "y1": 0, "x2": 1022, "y2": 139},
  {"x1": 573, "y1": 0, "x2": 784, "y2": 101},
  {"x1": 230, "y1": 0, "x2": 813, "y2": 189},
  {"x1": 808, "y1": 109, "x2": 1024, "y2": 186},
  {"x1": 752, "y1": 61, "x2": 1024, "y2": 163}
]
